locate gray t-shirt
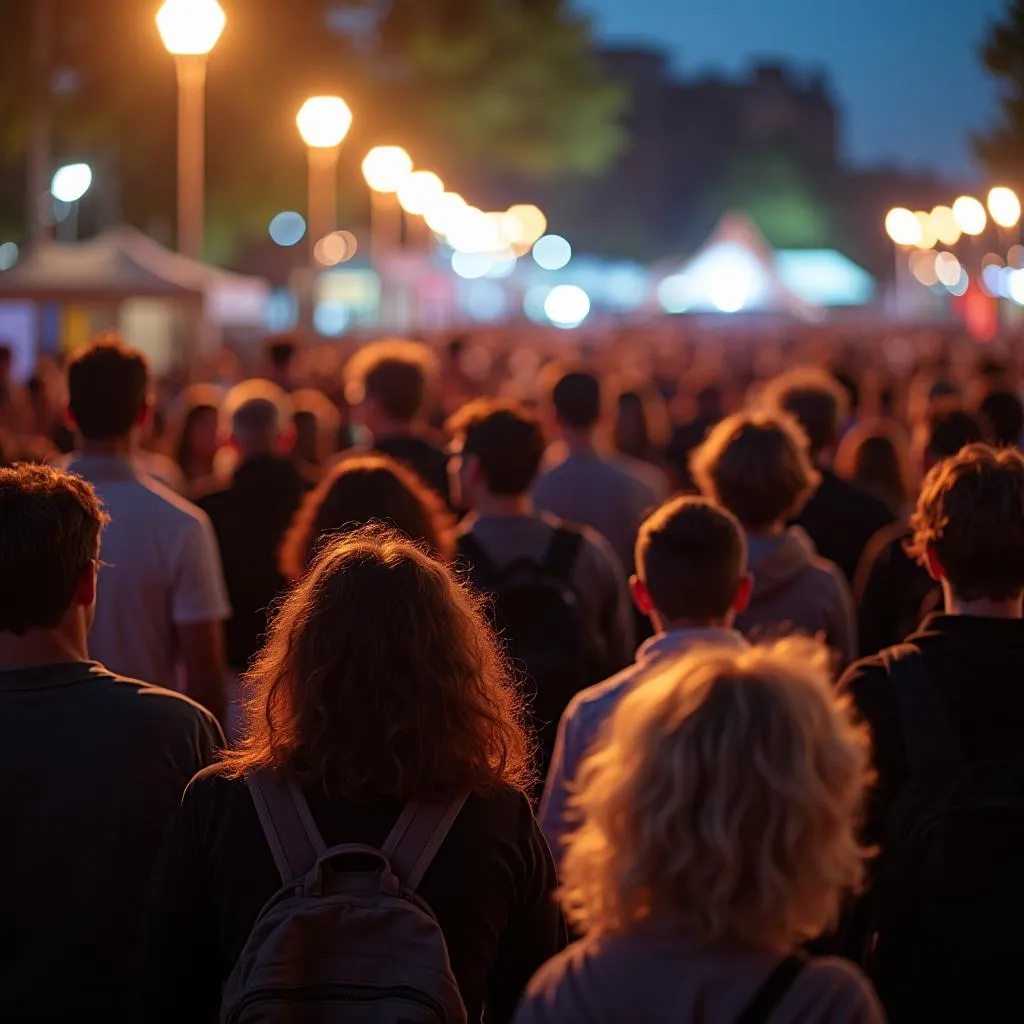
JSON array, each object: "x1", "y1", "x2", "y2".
[
  {"x1": 65, "y1": 454, "x2": 231, "y2": 690},
  {"x1": 515, "y1": 931, "x2": 885, "y2": 1024}
]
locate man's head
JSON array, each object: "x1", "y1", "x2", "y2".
[
  {"x1": 0, "y1": 464, "x2": 107, "y2": 643},
  {"x1": 979, "y1": 390, "x2": 1024, "y2": 449},
  {"x1": 917, "y1": 408, "x2": 986, "y2": 472},
  {"x1": 633, "y1": 496, "x2": 752, "y2": 630},
  {"x1": 908, "y1": 444, "x2": 1024, "y2": 607},
  {"x1": 760, "y1": 366, "x2": 850, "y2": 462},
  {"x1": 265, "y1": 333, "x2": 299, "y2": 387},
  {"x1": 67, "y1": 334, "x2": 150, "y2": 441},
  {"x1": 222, "y1": 379, "x2": 293, "y2": 461},
  {"x1": 345, "y1": 339, "x2": 438, "y2": 434},
  {"x1": 446, "y1": 399, "x2": 546, "y2": 508},
  {"x1": 690, "y1": 410, "x2": 819, "y2": 533},
  {"x1": 549, "y1": 370, "x2": 602, "y2": 433}
]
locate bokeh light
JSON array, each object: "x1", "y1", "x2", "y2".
[
  {"x1": 934, "y1": 252, "x2": 963, "y2": 288},
  {"x1": 268, "y1": 211, "x2": 306, "y2": 247},
  {"x1": 929, "y1": 206, "x2": 961, "y2": 247},
  {"x1": 1009, "y1": 270, "x2": 1024, "y2": 305},
  {"x1": 952, "y1": 195, "x2": 987, "y2": 236},
  {"x1": 544, "y1": 284, "x2": 591, "y2": 328},
  {"x1": 156, "y1": 0, "x2": 226, "y2": 56},
  {"x1": 910, "y1": 250, "x2": 938, "y2": 287},
  {"x1": 451, "y1": 250, "x2": 492, "y2": 279},
  {"x1": 0, "y1": 242, "x2": 18, "y2": 270},
  {"x1": 397, "y1": 171, "x2": 444, "y2": 216},
  {"x1": 532, "y1": 234, "x2": 572, "y2": 271},
  {"x1": 424, "y1": 192, "x2": 467, "y2": 234},
  {"x1": 361, "y1": 146, "x2": 413, "y2": 193},
  {"x1": 1010, "y1": 245, "x2": 1024, "y2": 269},
  {"x1": 913, "y1": 211, "x2": 937, "y2": 249},
  {"x1": 314, "y1": 230, "x2": 357, "y2": 266},
  {"x1": 446, "y1": 207, "x2": 503, "y2": 253},
  {"x1": 504, "y1": 204, "x2": 547, "y2": 247},
  {"x1": 296, "y1": 96, "x2": 352, "y2": 149},
  {"x1": 885, "y1": 208, "x2": 921, "y2": 247},
  {"x1": 51, "y1": 163, "x2": 93, "y2": 204},
  {"x1": 988, "y1": 187, "x2": 1021, "y2": 229}
]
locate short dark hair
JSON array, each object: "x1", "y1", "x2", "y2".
[
  {"x1": 266, "y1": 333, "x2": 299, "y2": 370},
  {"x1": 345, "y1": 340, "x2": 438, "y2": 423},
  {"x1": 551, "y1": 371, "x2": 602, "y2": 429},
  {"x1": 908, "y1": 444, "x2": 1024, "y2": 602},
  {"x1": 0, "y1": 464, "x2": 108, "y2": 634},
  {"x1": 691, "y1": 411, "x2": 819, "y2": 532},
  {"x1": 761, "y1": 367, "x2": 849, "y2": 457},
  {"x1": 447, "y1": 399, "x2": 546, "y2": 496},
  {"x1": 925, "y1": 409, "x2": 986, "y2": 461},
  {"x1": 979, "y1": 390, "x2": 1024, "y2": 449},
  {"x1": 636, "y1": 497, "x2": 747, "y2": 622},
  {"x1": 67, "y1": 334, "x2": 149, "y2": 440}
]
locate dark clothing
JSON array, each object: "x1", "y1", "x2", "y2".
[
  {"x1": 515, "y1": 930, "x2": 884, "y2": 1024},
  {"x1": 373, "y1": 434, "x2": 451, "y2": 505},
  {"x1": 853, "y1": 522, "x2": 939, "y2": 658},
  {"x1": 196, "y1": 457, "x2": 310, "y2": 672},
  {"x1": 0, "y1": 661, "x2": 221, "y2": 1022},
  {"x1": 841, "y1": 614, "x2": 1024, "y2": 847},
  {"x1": 796, "y1": 470, "x2": 894, "y2": 584},
  {"x1": 138, "y1": 768, "x2": 564, "y2": 1023}
]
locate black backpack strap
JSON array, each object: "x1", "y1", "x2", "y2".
[
  {"x1": 883, "y1": 643, "x2": 964, "y2": 777},
  {"x1": 382, "y1": 794, "x2": 469, "y2": 891},
  {"x1": 247, "y1": 770, "x2": 327, "y2": 884},
  {"x1": 457, "y1": 531, "x2": 500, "y2": 585},
  {"x1": 734, "y1": 953, "x2": 808, "y2": 1024},
  {"x1": 543, "y1": 527, "x2": 584, "y2": 582}
]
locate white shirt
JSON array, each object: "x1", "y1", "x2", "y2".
[{"x1": 65, "y1": 454, "x2": 231, "y2": 690}]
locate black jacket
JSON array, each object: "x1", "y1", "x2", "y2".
[
  {"x1": 795, "y1": 470, "x2": 894, "y2": 584},
  {"x1": 138, "y1": 768, "x2": 564, "y2": 1023},
  {"x1": 197, "y1": 457, "x2": 311, "y2": 672}
]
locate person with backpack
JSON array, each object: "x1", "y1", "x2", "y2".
[
  {"x1": 515, "y1": 639, "x2": 883, "y2": 1024},
  {"x1": 447, "y1": 399, "x2": 635, "y2": 778},
  {"x1": 138, "y1": 526, "x2": 563, "y2": 1023},
  {"x1": 839, "y1": 443, "x2": 1024, "y2": 1022},
  {"x1": 539, "y1": 496, "x2": 752, "y2": 854}
]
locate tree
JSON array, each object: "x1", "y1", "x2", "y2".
[
  {"x1": 0, "y1": 0, "x2": 624, "y2": 260},
  {"x1": 977, "y1": 0, "x2": 1024, "y2": 186}
]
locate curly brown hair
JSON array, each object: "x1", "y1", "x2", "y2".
[
  {"x1": 222, "y1": 526, "x2": 534, "y2": 798},
  {"x1": 279, "y1": 453, "x2": 455, "y2": 579},
  {"x1": 907, "y1": 443, "x2": 1024, "y2": 602}
]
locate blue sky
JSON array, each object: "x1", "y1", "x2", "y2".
[{"x1": 581, "y1": 0, "x2": 1007, "y2": 178}]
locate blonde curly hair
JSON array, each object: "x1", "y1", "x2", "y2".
[{"x1": 559, "y1": 639, "x2": 873, "y2": 947}]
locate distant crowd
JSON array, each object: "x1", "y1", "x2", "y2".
[{"x1": 2, "y1": 323, "x2": 1024, "y2": 1022}]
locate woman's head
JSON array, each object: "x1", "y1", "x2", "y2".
[
  {"x1": 224, "y1": 526, "x2": 532, "y2": 798},
  {"x1": 559, "y1": 639, "x2": 872, "y2": 948},
  {"x1": 280, "y1": 454, "x2": 454, "y2": 578},
  {"x1": 174, "y1": 384, "x2": 223, "y2": 473},
  {"x1": 613, "y1": 387, "x2": 670, "y2": 461},
  {"x1": 835, "y1": 419, "x2": 914, "y2": 516}
]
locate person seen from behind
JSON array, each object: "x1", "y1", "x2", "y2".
[
  {"x1": 516, "y1": 640, "x2": 883, "y2": 1024},
  {"x1": 839, "y1": 444, "x2": 1024, "y2": 1022},
  {"x1": 63, "y1": 335, "x2": 231, "y2": 717},
  {"x1": 448, "y1": 399, "x2": 634, "y2": 778},
  {"x1": 0, "y1": 464, "x2": 222, "y2": 1022},
  {"x1": 540, "y1": 496, "x2": 752, "y2": 852},
  {"x1": 138, "y1": 527, "x2": 563, "y2": 1023},
  {"x1": 344, "y1": 338, "x2": 452, "y2": 504},
  {"x1": 834, "y1": 420, "x2": 915, "y2": 520},
  {"x1": 692, "y1": 410, "x2": 856, "y2": 666},
  {"x1": 761, "y1": 368, "x2": 894, "y2": 583}
]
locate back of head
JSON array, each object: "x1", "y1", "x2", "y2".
[
  {"x1": 908, "y1": 443, "x2": 1024, "y2": 602},
  {"x1": 551, "y1": 370, "x2": 602, "y2": 430},
  {"x1": 0, "y1": 464, "x2": 108, "y2": 635},
  {"x1": 67, "y1": 333, "x2": 149, "y2": 440},
  {"x1": 224, "y1": 525, "x2": 531, "y2": 799},
  {"x1": 559, "y1": 638, "x2": 870, "y2": 945},
  {"x1": 223, "y1": 379, "x2": 291, "y2": 458},
  {"x1": 979, "y1": 390, "x2": 1024, "y2": 449},
  {"x1": 614, "y1": 386, "x2": 670, "y2": 457},
  {"x1": 924, "y1": 409, "x2": 986, "y2": 463},
  {"x1": 760, "y1": 366, "x2": 849, "y2": 459},
  {"x1": 636, "y1": 496, "x2": 747, "y2": 623},
  {"x1": 291, "y1": 389, "x2": 341, "y2": 465},
  {"x1": 691, "y1": 410, "x2": 819, "y2": 532},
  {"x1": 447, "y1": 398, "x2": 546, "y2": 497},
  {"x1": 835, "y1": 419, "x2": 911, "y2": 514},
  {"x1": 266, "y1": 333, "x2": 299, "y2": 373},
  {"x1": 345, "y1": 339, "x2": 438, "y2": 424},
  {"x1": 280, "y1": 454, "x2": 453, "y2": 578}
]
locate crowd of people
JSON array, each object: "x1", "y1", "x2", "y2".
[{"x1": 2, "y1": 322, "x2": 1024, "y2": 1022}]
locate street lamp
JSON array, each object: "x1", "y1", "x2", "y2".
[
  {"x1": 362, "y1": 146, "x2": 412, "y2": 266},
  {"x1": 156, "y1": 0, "x2": 226, "y2": 261},
  {"x1": 884, "y1": 207, "x2": 922, "y2": 319},
  {"x1": 51, "y1": 162, "x2": 92, "y2": 241},
  {"x1": 952, "y1": 195, "x2": 987, "y2": 237},
  {"x1": 988, "y1": 187, "x2": 1021, "y2": 230},
  {"x1": 296, "y1": 96, "x2": 353, "y2": 266}
]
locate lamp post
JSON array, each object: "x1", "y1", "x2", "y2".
[
  {"x1": 51, "y1": 162, "x2": 93, "y2": 242},
  {"x1": 884, "y1": 207, "x2": 923, "y2": 319},
  {"x1": 156, "y1": 0, "x2": 226, "y2": 262},
  {"x1": 362, "y1": 146, "x2": 412, "y2": 268}
]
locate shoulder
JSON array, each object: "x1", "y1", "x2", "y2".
[
  {"x1": 790, "y1": 957, "x2": 884, "y2": 1021},
  {"x1": 564, "y1": 667, "x2": 638, "y2": 730},
  {"x1": 132, "y1": 475, "x2": 216, "y2": 532},
  {"x1": 839, "y1": 650, "x2": 895, "y2": 718},
  {"x1": 88, "y1": 664, "x2": 221, "y2": 734}
]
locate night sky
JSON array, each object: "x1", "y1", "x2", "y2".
[{"x1": 583, "y1": 0, "x2": 1007, "y2": 178}]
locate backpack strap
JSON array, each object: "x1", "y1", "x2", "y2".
[
  {"x1": 382, "y1": 794, "x2": 469, "y2": 892},
  {"x1": 457, "y1": 531, "x2": 500, "y2": 585},
  {"x1": 247, "y1": 770, "x2": 328, "y2": 884},
  {"x1": 543, "y1": 527, "x2": 584, "y2": 582},
  {"x1": 734, "y1": 953, "x2": 808, "y2": 1024},
  {"x1": 883, "y1": 643, "x2": 965, "y2": 778}
]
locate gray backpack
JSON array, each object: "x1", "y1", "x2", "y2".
[{"x1": 220, "y1": 771, "x2": 469, "y2": 1024}]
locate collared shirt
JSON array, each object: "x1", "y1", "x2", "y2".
[
  {"x1": 539, "y1": 626, "x2": 749, "y2": 851},
  {"x1": 65, "y1": 454, "x2": 231, "y2": 689}
]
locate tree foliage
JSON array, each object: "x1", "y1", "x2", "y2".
[
  {"x1": 977, "y1": 0, "x2": 1024, "y2": 186},
  {"x1": 0, "y1": 0, "x2": 624, "y2": 259}
]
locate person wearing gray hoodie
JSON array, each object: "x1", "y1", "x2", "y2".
[{"x1": 692, "y1": 410, "x2": 857, "y2": 667}]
